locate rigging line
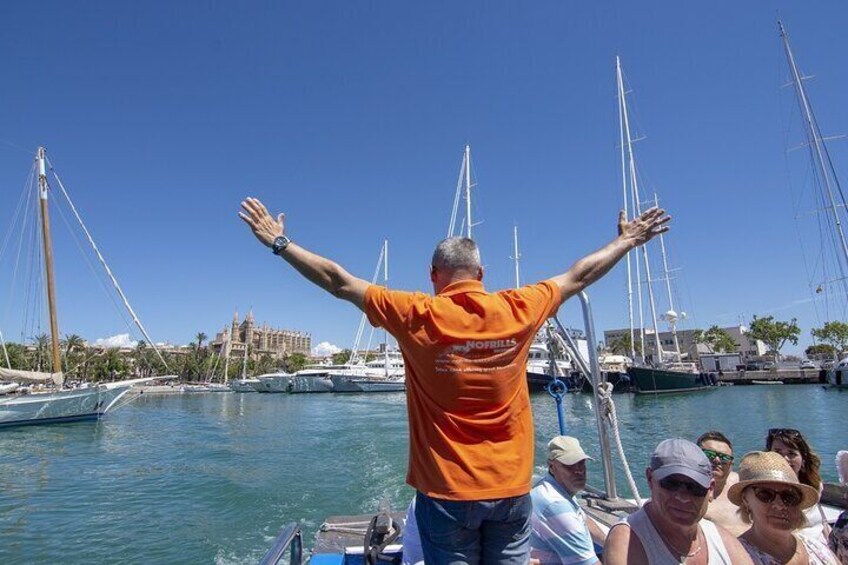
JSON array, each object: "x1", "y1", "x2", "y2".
[
  {"x1": 47, "y1": 161, "x2": 170, "y2": 372},
  {"x1": 447, "y1": 152, "x2": 465, "y2": 238},
  {"x1": 50, "y1": 188, "x2": 138, "y2": 333},
  {"x1": 3, "y1": 164, "x2": 37, "y2": 326},
  {"x1": 0, "y1": 139, "x2": 37, "y2": 155},
  {"x1": 22, "y1": 177, "x2": 44, "y2": 344},
  {"x1": 0, "y1": 163, "x2": 36, "y2": 265},
  {"x1": 350, "y1": 244, "x2": 385, "y2": 364}
]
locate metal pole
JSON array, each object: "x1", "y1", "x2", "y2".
[
  {"x1": 464, "y1": 145, "x2": 472, "y2": 239},
  {"x1": 579, "y1": 291, "x2": 618, "y2": 499},
  {"x1": 37, "y1": 148, "x2": 63, "y2": 379}
]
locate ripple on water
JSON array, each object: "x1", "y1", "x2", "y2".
[{"x1": 0, "y1": 386, "x2": 845, "y2": 563}]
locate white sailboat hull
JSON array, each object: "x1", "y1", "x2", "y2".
[
  {"x1": 251, "y1": 373, "x2": 293, "y2": 393},
  {"x1": 0, "y1": 384, "x2": 132, "y2": 428},
  {"x1": 229, "y1": 378, "x2": 259, "y2": 392},
  {"x1": 289, "y1": 374, "x2": 335, "y2": 393},
  {"x1": 329, "y1": 374, "x2": 405, "y2": 393}
]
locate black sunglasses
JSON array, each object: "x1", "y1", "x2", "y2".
[
  {"x1": 702, "y1": 449, "x2": 733, "y2": 464},
  {"x1": 752, "y1": 486, "x2": 802, "y2": 507},
  {"x1": 658, "y1": 477, "x2": 709, "y2": 498},
  {"x1": 768, "y1": 428, "x2": 801, "y2": 438}
]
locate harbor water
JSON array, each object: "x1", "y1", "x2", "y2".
[{"x1": 1, "y1": 386, "x2": 845, "y2": 564}]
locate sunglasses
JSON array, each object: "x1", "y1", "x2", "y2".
[
  {"x1": 752, "y1": 486, "x2": 802, "y2": 507},
  {"x1": 702, "y1": 449, "x2": 733, "y2": 464},
  {"x1": 658, "y1": 477, "x2": 709, "y2": 498},
  {"x1": 768, "y1": 428, "x2": 801, "y2": 438}
]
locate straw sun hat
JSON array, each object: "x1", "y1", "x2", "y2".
[{"x1": 727, "y1": 451, "x2": 819, "y2": 509}]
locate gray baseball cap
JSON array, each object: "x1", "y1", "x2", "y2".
[{"x1": 650, "y1": 438, "x2": 712, "y2": 488}]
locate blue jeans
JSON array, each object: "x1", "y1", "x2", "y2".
[{"x1": 414, "y1": 491, "x2": 532, "y2": 565}]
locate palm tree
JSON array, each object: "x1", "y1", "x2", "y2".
[
  {"x1": 61, "y1": 333, "x2": 86, "y2": 376},
  {"x1": 196, "y1": 332, "x2": 207, "y2": 349},
  {"x1": 32, "y1": 333, "x2": 51, "y2": 372}
]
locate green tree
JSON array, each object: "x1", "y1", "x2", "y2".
[
  {"x1": 608, "y1": 333, "x2": 642, "y2": 357},
  {"x1": 805, "y1": 343, "x2": 836, "y2": 358},
  {"x1": 195, "y1": 332, "x2": 207, "y2": 349},
  {"x1": 693, "y1": 326, "x2": 738, "y2": 353},
  {"x1": 1, "y1": 342, "x2": 27, "y2": 370},
  {"x1": 61, "y1": 333, "x2": 86, "y2": 377},
  {"x1": 810, "y1": 321, "x2": 848, "y2": 353},
  {"x1": 255, "y1": 353, "x2": 276, "y2": 375},
  {"x1": 747, "y1": 316, "x2": 800, "y2": 363},
  {"x1": 285, "y1": 352, "x2": 308, "y2": 373},
  {"x1": 332, "y1": 349, "x2": 352, "y2": 365},
  {"x1": 91, "y1": 348, "x2": 126, "y2": 382},
  {"x1": 33, "y1": 333, "x2": 51, "y2": 371}
]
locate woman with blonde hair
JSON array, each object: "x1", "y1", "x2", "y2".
[{"x1": 729, "y1": 451, "x2": 838, "y2": 565}]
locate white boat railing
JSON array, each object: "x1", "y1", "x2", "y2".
[{"x1": 550, "y1": 291, "x2": 619, "y2": 501}]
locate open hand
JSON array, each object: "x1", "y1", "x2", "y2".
[
  {"x1": 618, "y1": 206, "x2": 671, "y2": 247},
  {"x1": 239, "y1": 197, "x2": 284, "y2": 248}
]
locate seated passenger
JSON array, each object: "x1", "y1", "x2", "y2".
[
  {"x1": 767, "y1": 428, "x2": 830, "y2": 543},
  {"x1": 827, "y1": 451, "x2": 848, "y2": 563},
  {"x1": 728, "y1": 451, "x2": 839, "y2": 564},
  {"x1": 530, "y1": 436, "x2": 606, "y2": 564},
  {"x1": 697, "y1": 430, "x2": 747, "y2": 536},
  {"x1": 604, "y1": 438, "x2": 753, "y2": 565}
]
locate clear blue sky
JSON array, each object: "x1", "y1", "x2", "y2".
[{"x1": 1, "y1": 2, "x2": 847, "y2": 355}]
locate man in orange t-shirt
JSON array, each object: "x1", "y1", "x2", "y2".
[{"x1": 240, "y1": 197, "x2": 669, "y2": 564}]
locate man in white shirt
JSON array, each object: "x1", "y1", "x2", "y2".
[{"x1": 530, "y1": 436, "x2": 606, "y2": 564}]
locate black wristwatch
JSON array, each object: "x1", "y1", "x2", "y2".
[{"x1": 271, "y1": 235, "x2": 291, "y2": 256}]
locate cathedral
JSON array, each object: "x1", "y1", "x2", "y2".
[{"x1": 211, "y1": 310, "x2": 311, "y2": 362}]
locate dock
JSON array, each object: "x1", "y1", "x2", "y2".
[{"x1": 717, "y1": 369, "x2": 824, "y2": 385}]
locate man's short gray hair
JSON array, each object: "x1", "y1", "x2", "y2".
[{"x1": 431, "y1": 237, "x2": 481, "y2": 272}]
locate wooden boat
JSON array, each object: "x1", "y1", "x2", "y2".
[{"x1": 0, "y1": 148, "x2": 167, "y2": 428}]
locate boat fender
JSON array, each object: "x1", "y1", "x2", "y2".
[{"x1": 363, "y1": 511, "x2": 402, "y2": 565}]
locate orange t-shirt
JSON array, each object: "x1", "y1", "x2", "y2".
[{"x1": 364, "y1": 279, "x2": 562, "y2": 501}]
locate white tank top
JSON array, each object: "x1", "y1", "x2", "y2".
[{"x1": 615, "y1": 506, "x2": 732, "y2": 564}]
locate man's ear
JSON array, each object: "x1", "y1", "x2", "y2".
[
  {"x1": 476, "y1": 266, "x2": 484, "y2": 281},
  {"x1": 430, "y1": 266, "x2": 437, "y2": 283}
]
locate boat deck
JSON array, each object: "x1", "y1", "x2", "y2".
[{"x1": 309, "y1": 494, "x2": 638, "y2": 560}]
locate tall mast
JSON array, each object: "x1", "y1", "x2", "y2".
[
  {"x1": 617, "y1": 60, "x2": 663, "y2": 364},
  {"x1": 464, "y1": 145, "x2": 473, "y2": 239},
  {"x1": 655, "y1": 194, "x2": 682, "y2": 360},
  {"x1": 512, "y1": 225, "x2": 521, "y2": 289},
  {"x1": 37, "y1": 148, "x2": 63, "y2": 378},
  {"x1": 383, "y1": 239, "x2": 389, "y2": 377},
  {"x1": 222, "y1": 329, "x2": 231, "y2": 383},
  {"x1": 779, "y1": 21, "x2": 848, "y2": 313},
  {"x1": 616, "y1": 57, "x2": 636, "y2": 360}
]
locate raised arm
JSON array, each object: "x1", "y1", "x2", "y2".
[
  {"x1": 239, "y1": 197, "x2": 370, "y2": 311},
  {"x1": 550, "y1": 207, "x2": 670, "y2": 303}
]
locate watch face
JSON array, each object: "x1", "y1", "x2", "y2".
[{"x1": 273, "y1": 236, "x2": 289, "y2": 253}]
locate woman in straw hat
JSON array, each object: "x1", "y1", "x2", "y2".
[
  {"x1": 728, "y1": 451, "x2": 839, "y2": 565},
  {"x1": 766, "y1": 428, "x2": 830, "y2": 543}
]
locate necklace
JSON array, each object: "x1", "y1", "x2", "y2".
[{"x1": 655, "y1": 523, "x2": 702, "y2": 564}]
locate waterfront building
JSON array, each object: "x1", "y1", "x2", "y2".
[
  {"x1": 603, "y1": 325, "x2": 766, "y2": 367},
  {"x1": 210, "y1": 310, "x2": 311, "y2": 362}
]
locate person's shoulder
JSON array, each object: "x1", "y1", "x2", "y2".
[
  {"x1": 604, "y1": 522, "x2": 646, "y2": 565},
  {"x1": 498, "y1": 280, "x2": 560, "y2": 302},
  {"x1": 712, "y1": 522, "x2": 755, "y2": 564}
]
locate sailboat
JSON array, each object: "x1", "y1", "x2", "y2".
[
  {"x1": 778, "y1": 22, "x2": 848, "y2": 390},
  {"x1": 504, "y1": 225, "x2": 584, "y2": 392},
  {"x1": 614, "y1": 58, "x2": 715, "y2": 394},
  {"x1": 0, "y1": 148, "x2": 169, "y2": 427},
  {"x1": 330, "y1": 240, "x2": 406, "y2": 393}
]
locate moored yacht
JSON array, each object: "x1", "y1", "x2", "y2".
[
  {"x1": 229, "y1": 378, "x2": 260, "y2": 392},
  {"x1": 251, "y1": 372, "x2": 294, "y2": 393}
]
